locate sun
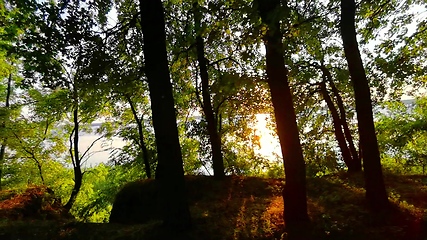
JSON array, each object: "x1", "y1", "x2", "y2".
[{"x1": 253, "y1": 114, "x2": 281, "y2": 159}]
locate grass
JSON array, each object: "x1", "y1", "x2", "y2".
[{"x1": 0, "y1": 173, "x2": 426, "y2": 240}]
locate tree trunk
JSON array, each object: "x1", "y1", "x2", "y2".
[
  {"x1": 319, "y1": 81, "x2": 358, "y2": 171},
  {"x1": 193, "y1": 3, "x2": 225, "y2": 178},
  {"x1": 0, "y1": 73, "x2": 12, "y2": 190},
  {"x1": 340, "y1": 0, "x2": 389, "y2": 211},
  {"x1": 0, "y1": 145, "x2": 5, "y2": 190},
  {"x1": 64, "y1": 91, "x2": 83, "y2": 211},
  {"x1": 257, "y1": 0, "x2": 309, "y2": 228},
  {"x1": 319, "y1": 65, "x2": 361, "y2": 171},
  {"x1": 126, "y1": 95, "x2": 152, "y2": 178},
  {"x1": 140, "y1": 0, "x2": 191, "y2": 230},
  {"x1": 321, "y1": 65, "x2": 361, "y2": 169}
]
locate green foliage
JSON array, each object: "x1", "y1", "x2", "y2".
[
  {"x1": 376, "y1": 97, "x2": 427, "y2": 174},
  {"x1": 71, "y1": 163, "x2": 145, "y2": 222}
]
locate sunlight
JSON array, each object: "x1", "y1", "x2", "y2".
[{"x1": 253, "y1": 114, "x2": 281, "y2": 160}]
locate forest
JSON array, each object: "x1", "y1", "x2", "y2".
[{"x1": 0, "y1": 0, "x2": 426, "y2": 239}]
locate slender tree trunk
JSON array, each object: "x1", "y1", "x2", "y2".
[
  {"x1": 321, "y1": 65, "x2": 361, "y2": 169},
  {"x1": 319, "y1": 81, "x2": 358, "y2": 171},
  {"x1": 257, "y1": 0, "x2": 309, "y2": 228},
  {"x1": 340, "y1": 0, "x2": 389, "y2": 211},
  {"x1": 0, "y1": 73, "x2": 12, "y2": 190},
  {"x1": 319, "y1": 66, "x2": 361, "y2": 171},
  {"x1": 0, "y1": 145, "x2": 5, "y2": 190},
  {"x1": 140, "y1": 0, "x2": 191, "y2": 230},
  {"x1": 35, "y1": 160, "x2": 45, "y2": 185},
  {"x1": 126, "y1": 95, "x2": 152, "y2": 178},
  {"x1": 64, "y1": 89, "x2": 83, "y2": 211},
  {"x1": 193, "y1": 2, "x2": 225, "y2": 178}
]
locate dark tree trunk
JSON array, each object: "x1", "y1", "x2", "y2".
[
  {"x1": 319, "y1": 65, "x2": 361, "y2": 172},
  {"x1": 35, "y1": 159, "x2": 45, "y2": 184},
  {"x1": 64, "y1": 90, "x2": 83, "y2": 211},
  {"x1": 257, "y1": 0, "x2": 309, "y2": 228},
  {"x1": 340, "y1": 0, "x2": 389, "y2": 211},
  {"x1": 321, "y1": 65, "x2": 361, "y2": 169},
  {"x1": 140, "y1": 0, "x2": 191, "y2": 230},
  {"x1": 193, "y1": 3, "x2": 225, "y2": 178},
  {"x1": 319, "y1": 81, "x2": 357, "y2": 171},
  {"x1": 0, "y1": 73, "x2": 12, "y2": 190},
  {"x1": 126, "y1": 95, "x2": 152, "y2": 178},
  {"x1": 0, "y1": 145, "x2": 5, "y2": 190},
  {"x1": 65, "y1": 164, "x2": 82, "y2": 211}
]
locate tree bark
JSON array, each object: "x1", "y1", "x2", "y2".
[
  {"x1": 140, "y1": 0, "x2": 191, "y2": 230},
  {"x1": 319, "y1": 65, "x2": 361, "y2": 172},
  {"x1": 340, "y1": 0, "x2": 389, "y2": 211},
  {"x1": 319, "y1": 80, "x2": 357, "y2": 171},
  {"x1": 126, "y1": 95, "x2": 152, "y2": 178},
  {"x1": 193, "y1": 2, "x2": 225, "y2": 179},
  {"x1": 321, "y1": 65, "x2": 361, "y2": 169},
  {"x1": 257, "y1": 0, "x2": 309, "y2": 227},
  {"x1": 0, "y1": 73, "x2": 12, "y2": 190},
  {"x1": 64, "y1": 89, "x2": 83, "y2": 211}
]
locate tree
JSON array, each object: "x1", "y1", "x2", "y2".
[
  {"x1": 319, "y1": 77, "x2": 356, "y2": 171},
  {"x1": 192, "y1": 2, "x2": 225, "y2": 178},
  {"x1": 11, "y1": 0, "x2": 114, "y2": 211},
  {"x1": 0, "y1": 0, "x2": 22, "y2": 190},
  {"x1": 7, "y1": 88, "x2": 69, "y2": 187},
  {"x1": 100, "y1": 0, "x2": 156, "y2": 178},
  {"x1": 376, "y1": 98, "x2": 427, "y2": 174},
  {"x1": 256, "y1": 0, "x2": 309, "y2": 228},
  {"x1": 340, "y1": 0, "x2": 389, "y2": 211},
  {"x1": 0, "y1": 73, "x2": 12, "y2": 189},
  {"x1": 317, "y1": 63, "x2": 361, "y2": 172},
  {"x1": 295, "y1": 61, "x2": 362, "y2": 173},
  {"x1": 139, "y1": 0, "x2": 191, "y2": 229},
  {"x1": 124, "y1": 94, "x2": 152, "y2": 178}
]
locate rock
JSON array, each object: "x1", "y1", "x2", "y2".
[{"x1": 109, "y1": 179, "x2": 162, "y2": 224}]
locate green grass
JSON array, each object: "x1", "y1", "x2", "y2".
[{"x1": 0, "y1": 173, "x2": 426, "y2": 240}]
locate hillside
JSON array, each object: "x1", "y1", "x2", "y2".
[{"x1": 0, "y1": 173, "x2": 426, "y2": 240}]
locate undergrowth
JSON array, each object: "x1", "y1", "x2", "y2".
[{"x1": 0, "y1": 172, "x2": 425, "y2": 240}]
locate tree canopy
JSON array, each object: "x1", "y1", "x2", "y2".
[{"x1": 0, "y1": 0, "x2": 426, "y2": 238}]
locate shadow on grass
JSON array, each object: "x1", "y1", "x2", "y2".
[
  {"x1": 1, "y1": 174, "x2": 426, "y2": 240},
  {"x1": 185, "y1": 176, "x2": 285, "y2": 240},
  {"x1": 305, "y1": 172, "x2": 427, "y2": 240},
  {"x1": 108, "y1": 175, "x2": 287, "y2": 239}
]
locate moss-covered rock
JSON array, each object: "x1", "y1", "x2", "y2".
[
  {"x1": 109, "y1": 176, "x2": 282, "y2": 225},
  {"x1": 109, "y1": 179, "x2": 161, "y2": 224}
]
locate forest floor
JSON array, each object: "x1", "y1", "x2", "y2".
[{"x1": 0, "y1": 172, "x2": 426, "y2": 240}]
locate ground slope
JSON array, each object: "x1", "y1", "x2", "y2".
[{"x1": 0, "y1": 173, "x2": 426, "y2": 240}]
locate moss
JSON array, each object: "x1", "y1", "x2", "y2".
[{"x1": 109, "y1": 179, "x2": 161, "y2": 224}]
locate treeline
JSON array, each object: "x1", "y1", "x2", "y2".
[{"x1": 0, "y1": 0, "x2": 426, "y2": 231}]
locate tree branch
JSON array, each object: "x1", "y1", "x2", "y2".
[
  {"x1": 69, "y1": 127, "x2": 75, "y2": 168},
  {"x1": 80, "y1": 135, "x2": 105, "y2": 161}
]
